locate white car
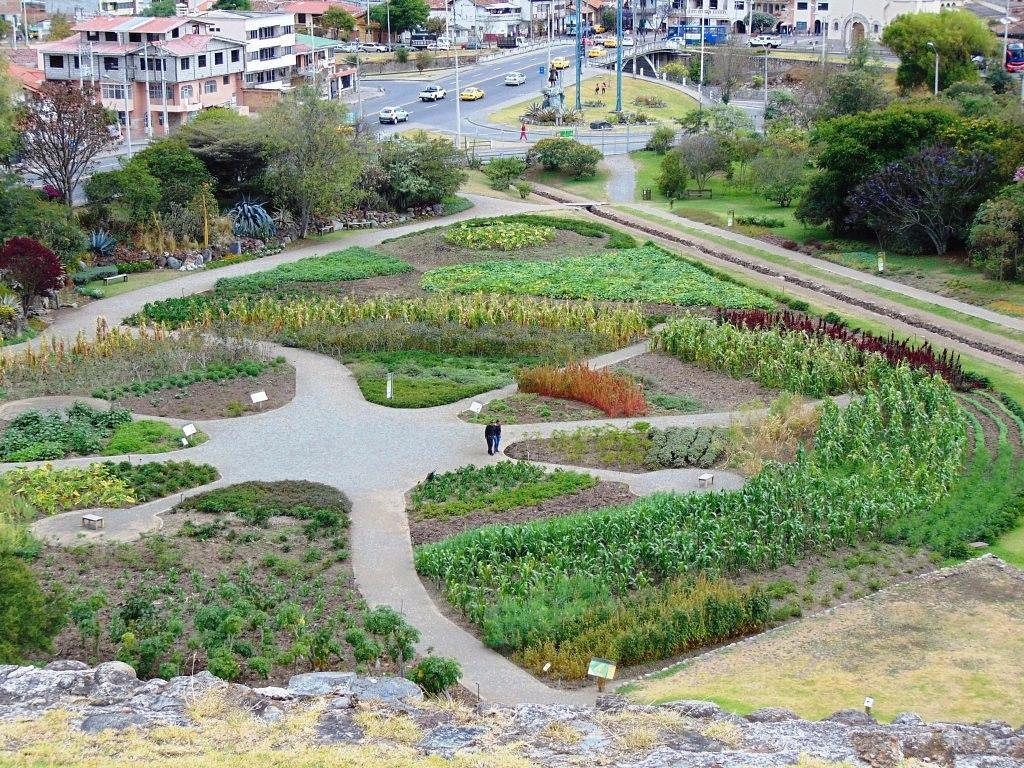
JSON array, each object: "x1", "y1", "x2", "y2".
[
  {"x1": 359, "y1": 42, "x2": 388, "y2": 52},
  {"x1": 418, "y1": 84, "x2": 447, "y2": 100},
  {"x1": 621, "y1": 35, "x2": 635, "y2": 46},
  {"x1": 427, "y1": 40, "x2": 451, "y2": 50},
  {"x1": 749, "y1": 34, "x2": 781, "y2": 48},
  {"x1": 378, "y1": 106, "x2": 409, "y2": 124},
  {"x1": 504, "y1": 71, "x2": 527, "y2": 86},
  {"x1": 339, "y1": 42, "x2": 361, "y2": 53}
]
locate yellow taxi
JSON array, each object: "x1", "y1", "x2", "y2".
[
  {"x1": 587, "y1": 46, "x2": 604, "y2": 58},
  {"x1": 551, "y1": 56, "x2": 571, "y2": 69},
  {"x1": 602, "y1": 37, "x2": 618, "y2": 48},
  {"x1": 593, "y1": 24, "x2": 605, "y2": 33},
  {"x1": 459, "y1": 87, "x2": 485, "y2": 100}
]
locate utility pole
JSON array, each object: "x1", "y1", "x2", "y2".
[
  {"x1": 762, "y1": 43, "x2": 768, "y2": 112},
  {"x1": 698, "y1": 19, "x2": 705, "y2": 100},
  {"x1": 631, "y1": 0, "x2": 637, "y2": 77},
  {"x1": 447, "y1": 0, "x2": 462, "y2": 148},
  {"x1": 386, "y1": 1, "x2": 391, "y2": 48},
  {"x1": 615, "y1": 0, "x2": 622, "y2": 112},
  {"x1": 819, "y1": 13, "x2": 826, "y2": 67},
  {"x1": 927, "y1": 40, "x2": 938, "y2": 95},
  {"x1": 142, "y1": 42, "x2": 154, "y2": 139},
  {"x1": 574, "y1": 0, "x2": 582, "y2": 109}
]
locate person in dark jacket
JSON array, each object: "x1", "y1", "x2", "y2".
[
  {"x1": 491, "y1": 421, "x2": 502, "y2": 454},
  {"x1": 485, "y1": 422, "x2": 496, "y2": 455}
]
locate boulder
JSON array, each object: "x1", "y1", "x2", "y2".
[
  {"x1": 166, "y1": 256, "x2": 182, "y2": 270},
  {"x1": 81, "y1": 712, "x2": 152, "y2": 734},
  {"x1": 891, "y1": 712, "x2": 926, "y2": 727},
  {"x1": 288, "y1": 672, "x2": 355, "y2": 697},
  {"x1": 824, "y1": 709, "x2": 877, "y2": 726},
  {"x1": 747, "y1": 707, "x2": 800, "y2": 723},
  {"x1": 664, "y1": 700, "x2": 725, "y2": 719},
  {"x1": 419, "y1": 725, "x2": 485, "y2": 752},
  {"x1": 316, "y1": 710, "x2": 364, "y2": 743},
  {"x1": 44, "y1": 661, "x2": 89, "y2": 672},
  {"x1": 351, "y1": 676, "x2": 422, "y2": 703},
  {"x1": 88, "y1": 661, "x2": 140, "y2": 705},
  {"x1": 849, "y1": 729, "x2": 903, "y2": 768}
]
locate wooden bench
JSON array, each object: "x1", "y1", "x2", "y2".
[
  {"x1": 317, "y1": 224, "x2": 337, "y2": 235},
  {"x1": 81, "y1": 514, "x2": 105, "y2": 530},
  {"x1": 697, "y1": 473, "x2": 715, "y2": 488},
  {"x1": 344, "y1": 220, "x2": 374, "y2": 229},
  {"x1": 102, "y1": 274, "x2": 128, "y2": 285},
  {"x1": 681, "y1": 189, "x2": 713, "y2": 199}
]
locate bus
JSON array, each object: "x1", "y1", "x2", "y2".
[
  {"x1": 1007, "y1": 42, "x2": 1024, "y2": 73},
  {"x1": 665, "y1": 24, "x2": 729, "y2": 45}
]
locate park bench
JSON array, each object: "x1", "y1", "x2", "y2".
[
  {"x1": 681, "y1": 189, "x2": 713, "y2": 199},
  {"x1": 317, "y1": 223, "x2": 337, "y2": 235},
  {"x1": 102, "y1": 274, "x2": 128, "y2": 285},
  {"x1": 81, "y1": 513, "x2": 105, "y2": 530},
  {"x1": 344, "y1": 220, "x2": 374, "y2": 229},
  {"x1": 697, "y1": 473, "x2": 715, "y2": 488}
]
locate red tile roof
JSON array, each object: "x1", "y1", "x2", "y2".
[
  {"x1": 7, "y1": 63, "x2": 45, "y2": 93},
  {"x1": 282, "y1": 0, "x2": 364, "y2": 16}
]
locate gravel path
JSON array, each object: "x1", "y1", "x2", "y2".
[{"x1": 604, "y1": 153, "x2": 637, "y2": 203}]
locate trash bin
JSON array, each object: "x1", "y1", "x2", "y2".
[{"x1": 642, "y1": 188, "x2": 652, "y2": 200}]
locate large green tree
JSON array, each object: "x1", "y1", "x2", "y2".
[
  {"x1": 369, "y1": 0, "x2": 428, "y2": 36},
  {"x1": 320, "y1": 5, "x2": 356, "y2": 37},
  {"x1": 46, "y1": 12, "x2": 73, "y2": 40},
  {"x1": 132, "y1": 139, "x2": 213, "y2": 208},
  {"x1": 0, "y1": 174, "x2": 86, "y2": 266},
  {"x1": 178, "y1": 107, "x2": 268, "y2": 200},
  {"x1": 0, "y1": 555, "x2": 67, "y2": 662},
  {"x1": 261, "y1": 86, "x2": 365, "y2": 237},
  {"x1": 882, "y1": 10, "x2": 996, "y2": 92}
]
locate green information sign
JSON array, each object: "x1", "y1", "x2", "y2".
[
  {"x1": 559, "y1": 129, "x2": 574, "y2": 138},
  {"x1": 587, "y1": 658, "x2": 617, "y2": 680}
]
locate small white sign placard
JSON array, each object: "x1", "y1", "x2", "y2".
[
  {"x1": 181, "y1": 437, "x2": 189, "y2": 447},
  {"x1": 469, "y1": 401, "x2": 484, "y2": 414},
  {"x1": 863, "y1": 697, "x2": 874, "y2": 709},
  {"x1": 250, "y1": 390, "x2": 268, "y2": 404},
  {"x1": 182, "y1": 423, "x2": 198, "y2": 437}
]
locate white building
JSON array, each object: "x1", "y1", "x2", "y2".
[
  {"x1": 785, "y1": 0, "x2": 965, "y2": 44},
  {"x1": 196, "y1": 9, "x2": 296, "y2": 89}
]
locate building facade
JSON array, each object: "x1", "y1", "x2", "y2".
[{"x1": 196, "y1": 10, "x2": 297, "y2": 89}]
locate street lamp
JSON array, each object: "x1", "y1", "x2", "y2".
[
  {"x1": 615, "y1": 0, "x2": 623, "y2": 112},
  {"x1": 926, "y1": 40, "x2": 938, "y2": 96}
]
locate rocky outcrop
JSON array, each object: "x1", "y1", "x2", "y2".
[{"x1": 1, "y1": 662, "x2": 1021, "y2": 767}]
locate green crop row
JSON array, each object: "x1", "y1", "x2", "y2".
[
  {"x1": 92, "y1": 358, "x2": 285, "y2": 401},
  {"x1": 443, "y1": 222, "x2": 556, "y2": 251},
  {"x1": 214, "y1": 247, "x2": 411, "y2": 297},
  {"x1": 408, "y1": 462, "x2": 597, "y2": 520},
  {"x1": 421, "y1": 246, "x2": 774, "y2": 308},
  {"x1": 446, "y1": 213, "x2": 637, "y2": 249}
]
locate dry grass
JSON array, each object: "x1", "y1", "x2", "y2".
[
  {"x1": 538, "y1": 720, "x2": 583, "y2": 745},
  {"x1": 352, "y1": 708, "x2": 422, "y2": 745},
  {"x1": 626, "y1": 559, "x2": 1024, "y2": 726},
  {"x1": 0, "y1": 695, "x2": 535, "y2": 768},
  {"x1": 726, "y1": 392, "x2": 819, "y2": 475},
  {"x1": 701, "y1": 720, "x2": 743, "y2": 748}
]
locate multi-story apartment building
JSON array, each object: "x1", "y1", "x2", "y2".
[
  {"x1": 668, "y1": 0, "x2": 747, "y2": 33},
  {"x1": 197, "y1": 9, "x2": 296, "y2": 89},
  {"x1": 294, "y1": 32, "x2": 356, "y2": 98},
  {"x1": 37, "y1": 15, "x2": 247, "y2": 135},
  {"x1": 784, "y1": 0, "x2": 962, "y2": 44}
]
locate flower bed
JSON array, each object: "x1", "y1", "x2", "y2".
[
  {"x1": 517, "y1": 362, "x2": 647, "y2": 417},
  {"x1": 443, "y1": 222, "x2": 556, "y2": 251}
]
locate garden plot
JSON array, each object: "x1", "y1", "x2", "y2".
[
  {"x1": 405, "y1": 462, "x2": 635, "y2": 545},
  {"x1": 625, "y1": 556, "x2": 1024, "y2": 726},
  {"x1": 30, "y1": 481, "x2": 420, "y2": 686}
]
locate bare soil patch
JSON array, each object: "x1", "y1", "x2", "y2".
[
  {"x1": 408, "y1": 480, "x2": 635, "y2": 545},
  {"x1": 107, "y1": 366, "x2": 295, "y2": 420},
  {"x1": 625, "y1": 556, "x2": 1024, "y2": 726}
]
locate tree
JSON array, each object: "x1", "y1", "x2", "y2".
[
  {"x1": 415, "y1": 49, "x2": 434, "y2": 72},
  {"x1": 645, "y1": 125, "x2": 676, "y2": 154},
  {"x1": 85, "y1": 163, "x2": 163, "y2": 233},
  {"x1": 751, "y1": 144, "x2": 809, "y2": 207},
  {"x1": 675, "y1": 133, "x2": 728, "y2": 192},
  {"x1": 710, "y1": 45, "x2": 750, "y2": 103},
  {"x1": 321, "y1": 5, "x2": 356, "y2": 37},
  {"x1": 213, "y1": 0, "x2": 251, "y2": 8},
  {"x1": 749, "y1": 11, "x2": 778, "y2": 33},
  {"x1": 0, "y1": 237, "x2": 64, "y2": 314},
  {"x1": 560, "y1": 142, "x2": 602, "y2": 179},
  {"x1": 846, "y1": 145, "x2": 994, "y2": 255},
  {"x1": 483, "y1": 157, "x2": 527, "y2": 190},
  {"x1": 179, "y1": 107, "x2": 268, "y2": 200},
  {"x1": 0, "y1": 19, "x2": 12, "y2": 44},
  {"x1": 796, "y1": 102, "x2": 957, "y2": 233},
  {"x1": 370, "y1": 0, "x2": 428, "y2": 36},
  {"x1": 0, "y1": 556, "x2": 67, "y2": 663},
  {"x1": 425, "y1": 17, "x2": 446, "y2": 36},
  {"x1": 819, "y1": 68, "x2": 891, "y2": 119},
  {"x1": 19, "y1": 83, "x2": 118, "y2": 208},
  {"x1": 261, "y1": 86, "x2": 364, "y2": 237},
  {"x1": 0, "y1": 174, "x2": 86, "y2": 266},
  {"x1": 132, "y1": 139, "x2": 213, "y2": 208},
  {"x1": 657, "y1": 150, "x2": 689, "y2": 198},
  {"x1": 601, "y1": 7, "x2": 616, "y2": 30},
  {"x1": 372, "y1": 132, "x2": 465, "y2": 210},
  {"x1": 46, "y1": 12, "x2": 73, "y2": 40},
  {"x1": 363, "y1": 606, "x2": 419, "y2": 675},
  {"x1": 144, "y1": 0, "x2": 177, "y2": 15},
  {"x1": 882, "y1": 10, "x2": 996, "y2": 93},
  {"x1": 968, "y1": 181, "x2": 1024, "y2": 280}
]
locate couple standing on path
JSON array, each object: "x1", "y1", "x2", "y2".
[{"x1": 484, "y1": 421, "x2": 502, "y2": 455}]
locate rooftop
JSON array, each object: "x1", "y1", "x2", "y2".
[
  {"x1": 72, "y1": 16, "x2": 189, "y2": 33},
  {"x1": 295, "y1": 32, "x2": 345, "y2": 48}
]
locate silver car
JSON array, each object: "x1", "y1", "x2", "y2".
[{"x1": 378, "y1": 106, "x2": 409, "y2": 124}]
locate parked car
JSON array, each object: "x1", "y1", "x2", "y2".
[
  {"x1": 340, "y1": 42, "x2": 361, "y2": 53},
  {"x1": 459, "y1": 87, "x2": 485, "y2": 100},
  {"x1": 504, "y1": 71, "x2": 527, "y2": 86},
  {"x1": 418, "y1": 84, "x2": 447, "y2": 100},
  {"x1": 427, "y1": 39, "x2": 451, "y2": 50},
  {"x1": 602, "y1": 38, "x2": 618, "y2": 48},
  {"x1": 551, "y1": 56, "x2": 571, "y2": 69},
  {"x1": 587, "y1": 46, "x2": 604, "y2": 58},
  {"x1": 378, "y1": 106, "x2": 409, "y2": 124},
  {"x1": 590, "y1": 120, "x2": 613, "y2": 130},
  {"x1": 593, "y1": 24, "x2": 606, "y2": 33},
  {"x1": 749, "y1": 34, "x2": 781, "y2": 48},
  {"x1": 359, "y1": 42, "x2": 388, "y2": 52}
]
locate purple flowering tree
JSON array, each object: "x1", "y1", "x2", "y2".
[{"x1": 846, "y1": 145, "x2": 995, "y2": 255}]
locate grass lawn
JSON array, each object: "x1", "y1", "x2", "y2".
[
  {"x1": 81, "y1": 270, "x2": 183, "y2": 299},
  {"x1": 487, "y1": 76, "x2": 697, "y2": 130},
  {"x1": 624, "y1": 557, "x2": 1024, "y2": 725},
  {"x1": 990, "y1": 525, "x2": 1024, "y2": 567},
  {"x1": 527, "y1": 165, "x2": 611, "y2": 201}
]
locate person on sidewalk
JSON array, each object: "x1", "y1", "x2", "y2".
[
  {"x1": 491, "y1": 421, "x2": 502, "y2": 454},
  {"x1": 485, "y1": 421, "x2": 497, "y2": 455},
  {"x1": 520, "y1": 121, "x2": 528, "y2": 141}
]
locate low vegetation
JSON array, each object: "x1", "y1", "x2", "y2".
[
  {"x1": 408, "y1": 462, "x2": 597, "y2": 520},
  {"x1": 443, "y1": 222, "x2": 555, "y2": 251},
  {"x1": 422, "y1": 246, "x2": 774, "y2": 308},
  {"x1": 517, "y1": 362, "x2": 647, "y2": 417},
  {"x1": 92, "y1": 358, "x2": 285, "y2": 401}
]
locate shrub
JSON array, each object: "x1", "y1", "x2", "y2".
[
  {"x1": 658, "y1": 150, "x2": 688, "y2": 198},
  {"x1": 518, "y1": 362, "x2": 647, "y2": 417},
  {"x1": 514, "y1": 181, "x2": 532, "y2": 199},
  {"x1": 89, "y1": 229, "x2": 116, "y2": 259},
  {"x1": 645, "y1": 125, "x2": 676, "y2": 154},
  {"x1": 646, "y1": 426, "x2": 725, "y2": 469},
  {"x1": 103, "y1": 420, "x2": 200, "y2": 455},
  {"x1": 483, "y1": 157, "x2": 527, "y2": 190},
  {"x1": 0, "y1": 236, "x2": 64, "y2": 313},
  {"x1": 3, "y1": 463, "x2": 137, "y2": 514},
  {"x1": 561, "y1": 142, "x2": 602, "y2": 179},
  {"x1": 0, "y1": 555, "x2": 68, "y2": 663},
  {"x1": 527, "y1": 137, "x2": 601, "y2": 178},
  {"x1": 115, "y1": 261, "x2": 153, "y2": 274},
  {"x1": 70, "y1": 265, "x2": 118, "y2": 285},
  {"x1": 735, "y1": 215, "x2": 786, "y2": 228},
  {"x1": 408, "y1": 655, "x2": 462, "y2": 696}
]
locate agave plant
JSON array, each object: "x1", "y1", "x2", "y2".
[
  {"x1": 229, "y1": 199, "x2": 276, "y2": 239},
  {"x1": 89, "y1": 230, "x2": 117, "y2": 259}
]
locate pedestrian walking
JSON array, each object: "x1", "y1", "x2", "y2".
[
  {"x1": 594, "y1": 81, "x2": 600, "y2": 96},
  {"x1": 520, "y1": 121, "x2": 528, "y2": 141},
  {"x1": 484, "y1": 422, "x2": 496, "y2": 455},
  {"x1": 491, "y1": 421, "x2": 502, "y2": 454}
]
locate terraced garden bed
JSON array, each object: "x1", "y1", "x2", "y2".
[{"x1": 30, "y1": 481, "x2": 421, "y2": 686}]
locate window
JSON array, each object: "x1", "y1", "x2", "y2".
[
  {"x1": 873, "y1": 23, "x2": 879, "y2": 32},
  {"x1": 180, "y1": 57, "x2": 190, "y2": 69},
  {"x1": 101, "y1": 83, "x2": 125, "y2": 99},
  {"x1": 231, "y1": 49, "x2": 240, "y2": 62},
  {"x1": 222, "y1": 74, "x2": 230, "y2": 84},
  {"x1": 48, "y1": 55, "x2": 65, "y2": 68},
  {"x1": 204, "y1": 79, "x2": 217, "y2": 93},
  {"x1": 248, "y1": 29, "x2": 258, "y2": 39},
  {"x1": 172, "y1": 27, "x2": 179, "y2": 38},
  {"x1": 181, "y1": 84, "x2": 194, "y2": 99},
  {"x1": 833, "y1": 20, "x2": 838, "y2": 29},
  {"x1": 104, "y1": 32, "x2": 117, "y2": 41},
  {"x1": 282, "y1": 25, "x2": 293, "y2": 33},
  {"x1": 141, "y1": 57, "x2": 165, "y2": 71},
  {"x1": 214, "y1": 51, "x2": 223, "y2": 64},
  {"x1": 73, "y1": 55, "x2": 79, "y2": 68},
  {"x1": 198, "y1": 54, "x2": 207, "y2": 67},
  {"x1": 103, "y1": 56, "x2": 119, "y2": 71},
  {"x1": 796, "y1": 1, "x2": 806, "y2": 7},
  {"x1": 87, "y1": 31, "x2": 99, "y2": 40},
  {"x1": 148, "y1": 82, "x2": 172, "y2": 99},
  {"x1": 817, "y1": 1, "x2": 827, "y2": 7},
  {"x1": 129, "y1": 32, "x2": 141, "y2": 41}
]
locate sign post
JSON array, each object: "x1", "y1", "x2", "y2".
[
  {"x1": 250, "y1": 390, "x2": 268, "y2": 411},
  {"x1": 587, "y1": 658, "x2": 617, "y2": 692},
  {"x1": 386, "y1": 372, "x2": 394, "y2": 400}
]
